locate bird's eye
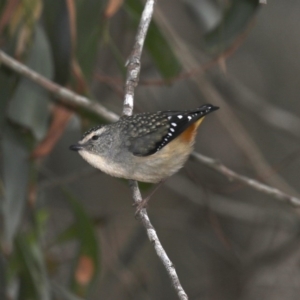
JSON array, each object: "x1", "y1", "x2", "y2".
[{"x1": 92, "y1": 135, "x2": 99, "y2": 141}]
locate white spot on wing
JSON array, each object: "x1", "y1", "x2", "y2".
[
  {"x1": 170, "y1": 128, "x2": 175, "y2": 132},
  {"x1": 171, "y1": 123, "x2": 177, "y2": 126},
  {"x1": 177, "y1": 115, "x2": 183, "y2": 119},
  {"x1": 188, "y1": 116, "x2": 192, "y2": 120}
]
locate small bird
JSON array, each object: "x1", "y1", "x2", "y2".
[{"x1": 70, "y1": 104, "x2": 218, "y2": 206}]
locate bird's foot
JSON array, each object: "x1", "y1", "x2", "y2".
[{"x1": 132, "y1": 180, "x2": 166, "y2": 216}]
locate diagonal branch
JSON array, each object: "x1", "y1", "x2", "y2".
[
  {"x1": 0, "y1": 50, "x2": 119, "y2": 123},
  {"x1": 0, "y1": 50, "x2": 299, "y2": 207},
  {"x1": 191, "y1": 152, "x2": 300, "y2": 206}
]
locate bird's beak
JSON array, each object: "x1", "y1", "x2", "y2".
[{"x1": 69, "y1": 144, "x2": 84, "y2": 151}]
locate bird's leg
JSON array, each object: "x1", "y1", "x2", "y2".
[{"x1": 134, "y1": 180, "x2": 166, "y2": 215}]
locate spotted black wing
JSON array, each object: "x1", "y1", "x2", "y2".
[
  {"x1": 126, "y1": 104, "x2": 218, "y2": 156},
  {"x1": 121, "y1": 112, "x2": 170, "y2": 156}
]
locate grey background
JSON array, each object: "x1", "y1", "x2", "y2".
[{"x1": 42, "y1": 1, "x2": 300, "y2": 299}]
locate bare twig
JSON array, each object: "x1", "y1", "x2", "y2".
[
  {"x1": 121, "y1": 1, "x2": 188, "y2": 299},
  {"x1": 1, "y1": 39, "x2": 300, "y2": 209},
  {"x1": 191, "y1": 152, "x2": 300, "y2": 206},
  {"x1": 129, "y1": 181, "x2": 189, "y2": 300},
  {"x1": 0, "y1": 50, "x2": 119, "y2": 123},
  {"x1": 0, "y1": 19, "x2": 188, "y2": 297},
  {"x1": 122, "y1": 0, "x2": 154, "y2": 117},
  {"x1": 96, "y1": 19, "x2": 254, "y2": 88}
]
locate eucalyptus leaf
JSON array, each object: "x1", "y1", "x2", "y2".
[
  {"x1": 16, "y1": 234, "x2": 51, "y2": 300},
  {"x1": 53, "y1": 224, "x2": 77, "y2": 246},
  {"x1": 0, "y1": 32, "x2": 19, "y2": 133},
  {"x1": 0, "y1": 67, "x2": 16, "y2": 133},
  {"x1": 75, "y1": 0, "x2": 105, "y2": 79},
  {"x1": 8, "y1": 24, "x2": 53, "y2": 140},
  {"x1": 44, "y1": 0, "x2": 105, "y2": 80},
  {"x1": 62, "y1": 190, "x2": 100, "y2": 298},
  {"x1": 1, "y1": 125, "x2": 30, "y2": 251},
  {"x1": 204, "y1": 0, "x2": 260, "y2": 54},
  {"x1": 42, "y1": 0, "x2": 72, "y2": 85},
  {"x1": 125, "y1": 0, "x2": 181, "y2": 78},
  {"x1": 0, "y1": 254, "x2": 6, "y2": 300},
  {"x1": 0, "y1": 1, "x2": 6, "y2": 13}
]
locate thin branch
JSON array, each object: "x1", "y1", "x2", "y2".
[
  {"x1": 191, "y1": 152, "x2": 300, "y2": 206},
  {"x1": 1, "y1": 40, "x2": 300, "y2": 208},
  {"x1": 0, "y1": 21, "x2": 189, "y2": 298},
  {"x1": 0, "y1": 50, "x2": 119, "y2": 123},
  {"x1": 122, "y1": 0, "x2": 154, "y2": 117},
  {"x1": 95, "y1": 20, "x2": 254, "y2": 88},
  {"x1": 129, "y1": 181, "x2": 189, "y2": 300},
  {"x1": 121, "y1": 1, "x2": 188, "y2": 299},
  {"x1": 0, "y1": 3, "x2": 298, "y2": 294}
]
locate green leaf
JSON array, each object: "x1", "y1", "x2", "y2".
[
  {"x1": 33, "y1": 208, "x2": 49, "y2": 240},
  {"x1": 0, "y1": 254, "x2": 6, "y2": 300},
  {"x1": 0, "y1": 67, "x2": 17, "y2": 133},
  {"x1": 42, "y1": 0, "x2": 72, "y2": 85},
  {"x1": 52, "y1": 224, "x2": 78, "y2": 246},
  {"x1": 0, "y1": 1, "x2": 6, "y2": 13},
  {"x1": 62, "y1": 190, "x2": 100, "y2": 298},
  {"x1": 1, "y1": 125, "x2": 30, "y2": 251},
  {"x1": 15, "y1": 234, "x2": 51, "y2": 300},
  {"x1": 204, "y1": 0, "x2": 260, "y2": 54},
  {"x1": 7, "y1": 24, "x2": 53, "y2": 140},
  {"x1": 0, "y1": 28, "x2": 20, "y2": 134},
  {"x1": 125, "y1": 0, "x2": 181, "y2": 78},
  {"x1": 107, "y1": 32, "x2": 127, "y2": 77},
  {"x1": 75, "y1": 0, "x2": 105, "y2": 79},
  {"x1": 5, "y1": 245, "x2": 20, "y2": 284}
]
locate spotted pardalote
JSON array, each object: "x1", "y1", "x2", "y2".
[{"x1": 70, "y1": 104, "x2": 219, "y2": 183}]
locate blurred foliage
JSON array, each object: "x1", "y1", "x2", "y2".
[
  {"x1": 204, "y1": 0, "x2": 261, "y2": 54},
  {"x1": 63, "y1": 190, "x2": 100, "y2": 297},
  {"x1": 125, "y1": 0, "x2": 182, "y2": 78},
  {"x1": 0, "y1": 0, "x2": 260, "y2": 299}
]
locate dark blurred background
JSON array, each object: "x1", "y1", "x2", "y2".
[{"x1": 1, "y1": 0, "x2": 300, "y2": 299}]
